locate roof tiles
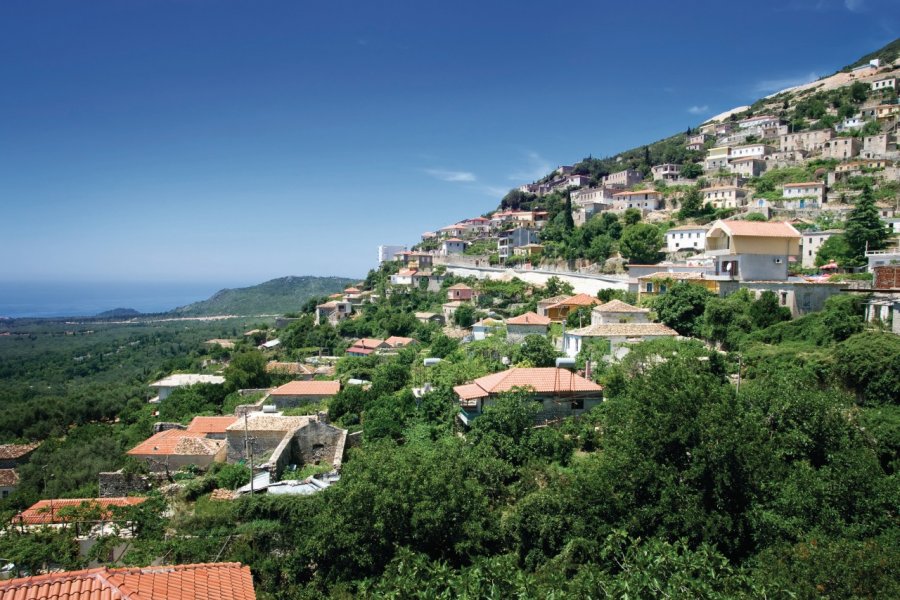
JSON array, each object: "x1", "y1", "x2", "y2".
[
  {"x1": 14, "y1": 497, "x2": 147, "y2": 526},
  {"x1": 269, "y1": 380, "x2": 340, "y2": 396},
  {"x1": 454, "y1": 368, "x2": 602, "y2": 400},
  {"x1": 0, "y1": 562, "x2": 256, "y2": 600}
]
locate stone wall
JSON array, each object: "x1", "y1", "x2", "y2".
[
  {"x1": 98, "y1": 470, "x2": 156, "y2": 498},
  {"x1": 294, "y1": 421, "x2": 347, "y2": 471}
]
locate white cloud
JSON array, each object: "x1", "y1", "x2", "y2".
[
  {"x1": 845, "y1": 0, "x2": 865, "y2": 12},
  {"x1": 423, "y1": 168, "x2": 477, "y2": 183},
  {"x1": 753, "y1": 72, "x2": 820, "y2": 95},
  {"x1": 508, "y1": 151, "x2": 553, "y2": 182},
  {"x1": 687, "y1": 105, "x2": 709, "y2": 115}
]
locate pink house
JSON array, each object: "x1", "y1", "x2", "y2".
[{"x1": 447, "y1": 283, "x2": 475, "y2": 301}]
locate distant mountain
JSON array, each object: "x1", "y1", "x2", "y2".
[
  {"x1": 95, "y1": 308, "x2": 143, "y2": 318},
  {"x1": 168, "y1": 276, "x2": 357, "y2": 316}
]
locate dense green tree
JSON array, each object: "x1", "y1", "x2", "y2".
[
  {"x1": 453, "y1": 304, "x2": 476, "y2": 328},
  {"x1": 623, "y1": 207, "x2": 642, "y2": 226},
  {"x1": 832, "y1": 332, "x2": 900, "y2": 405},
  {"x1": 814, "y1": 233, "x2": 852, "y2": 267},
  {"x1": 652, "y1": 282, "x2": 712, "y2": 337},
  {"x1": 563, "y1": 194, "x2": 575, "y2": 230},
  {"x1": 619, "y1": 223, "x2": 663, "y2": 264},
  {"x1": 748, "y1": 290, "x2": 791, "y2": 330},
  {"x1": 428, "y1": 334, "x2": 459, "y2": 359},
  {"x1": 514, "y1": 334, "x2": 560, "y2": 367},
  {"x1": 844, "y1": 187, "x2": 890, "y2": 265},
  {"x1": 543, "y1": 276, "x2": 574, "y2": 298},
  {"x1": 680, "y1": 162, "x2": 703, "y2": 179},
  {"x1": 223, "y1": 351, "x2": 269, "y2": 392},
  {"x1": 676, "y1": 186, "x2": 704, "y2": 219}
]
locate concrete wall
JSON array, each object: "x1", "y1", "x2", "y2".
[
  {"x1": 133, "y1": 449, "x2": 225, "y2": 473},
  {"x1": 444, "y1": 265, "x2": 629, "y2": 296}
]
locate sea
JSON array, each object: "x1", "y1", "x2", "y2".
[{"x1": 0, "y1": 281, "x2": 234, "y2": 319}]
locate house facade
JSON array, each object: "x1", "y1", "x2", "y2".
[
  {"x1": 783, "y1": 182, "x2": 826, "y2": 203},
  {"x1": 704, "y1": 220, "x2": 801, "y2": 281},
  {"x1": 505, "y1": 312, "x2": 551, "y2": 342},
  {"x1": 780, "y1": 129, "x2": 834, "y2": 153},
  {"x1": 800, "y1": 230, "x2": 841, "y2": 269},
  {"x1": 665, "y1": 225, "x2": 708, "y2": 253},
  {"x1": 563, "y1": 322, "x2": 678, "y2": 360},
  {"x1": 602, "y1": 169, "x2": 643, "y2": 188},
  {"x1": 701, "y1": 186, "x2": 746, "y2": 209},
  {"x1": 454, "y1": 367, "x2": 603, "y2": 425},
  {"x1": 611, "y1": 190, "x2": 663, "y2": 212}
]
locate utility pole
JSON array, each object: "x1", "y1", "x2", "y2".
[{"x1": 244, "y1": 413, "x2": 255, "y2": 495}]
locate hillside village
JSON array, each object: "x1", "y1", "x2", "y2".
[{"x1": 0, "y1": 46, "x2": 898, "y2": 600}]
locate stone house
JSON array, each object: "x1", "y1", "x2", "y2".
[
  {"x1": 0, "y1": 469, "x2": 19, "y2": 499},
  {"x1": 543, "y1": 293, "x2": 602, "y2": 322},
  {"x1": 611, "y1": 190, "x2": 664, "y2": 212},
  {"x1": 602, "y1": 169, "x2": 643, "y2": 188},
  {"x1": 783, "y1": 181, "x2": 826, "y2": 203},
  {"x1": 0, "y1": 442, "x2": 40, "y2": 469},
  {"x1": 591, "y1": 299, "x2": 650, "y2": 325},
  {"x1": 701, "y1": 185, "x2": 746, "y2": 209},
  {"x1": 821, "y1": 137, "x2": 861, "y2": 160},
  {"x1": 315, "y1": 300, "x2": 352, "y2": 325},
  {"x1": 729, "y1": 157, "x2": 766, "y2": 178},
  {"x1": 441, "y1": 238, "x2": 467, "y2": 255},
  {"x1": 650, "y1": 163, "x2": 680, "y2": 181},
  {"x1": 780, "y1": 129, "x2": 834, "y2": 153},
  {"x1": 454, "y1": 367, "x2": 603, "y2": 426},
  {"x1": 505, "y1": 312, "x2": 551, "y2": 342},
  {"x1": 861, "y1": 133, "x2": 898, "y2": 158},
  {"x1": 447, "y1": 283, "x2": 475, "y2": 301},
  {"x1": 128, "y1": 429, "x2": 227, "y2": 472}
]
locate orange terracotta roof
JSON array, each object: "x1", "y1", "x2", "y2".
[
  {"x1": 343, "y1": 287, "x2": 361, "y2": 293},
  {"x1": 549, "y1": 293, "x2": 602, "y2": 309},
  {"x1": 639, "y1": 271, "x2": 707, "y2": 280},
  {"x1": 355, "y1": 338, "x2": 387, "y2": 349},
  {"x1": 454, "y1": 368, "x2": 602, "y2": 401},
  {"x1": 712, "y1": 220, "x2": 800, "y2": 238},
  {"x1": 593, "y1": 299, "x2": 648, "y2": 313},
  {"x1": 14, "y1": 497, "x2": 146, "y2": 526},
  {"x1": 444, "y1": 237, "x2": 465, "y2": 243},
  {"x1": 0, "y1": 469, "x2": 19, "y2": 487},
  {"x1": 127, "y1": 429, "x2": 225, "y2": 457},
  {"x1": 0, "y1": 562, "x2": 256, "y2": 600},
  {"x1": 506, "y1": 312, "x2": 552, "y2": 326},
  {"x1": 0, "y1": 442, "x2": 40, "y2": 460},
  {"x1": 385, "y1": 336, "x2": 416, "y2": 347},
  {"x1": 783, "y1": 181, "x2": 824, "y2": 187},
  {"x1": 270, "y1": 380, "x2": 340, "y2": 396},
  {"x1": 448, "y1": 283, "x2": 473, "y2": 290},
  {"x1": 186, "y1": 416, "x2": 238, "y2": 435}
]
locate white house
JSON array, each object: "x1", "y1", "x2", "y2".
[
  {"x1": 783, "y1": 182, "x2": 826, "y2": 203},
  {"x1": 611, "y1": 190, "x2": 664, "y2": 212},
  {"x1": 729, "y1": 143, "x2": 774, "y2": 160},
  {"x1": 871, "y1": 77, "x2": 898, "y2": 92},
  {"x1": 591, "y1": 299, "x2": 650, "y2": 325},
  {"x1": 149, "y1": 374, "x2": 226, "y2": 403},
  {"x1": 665, "y1": 225, "x2": 708, "y2": 253},
  {"x1": 441, "y1": 238, "x2": 467, "y2": 255},
  {"x1": 563, "y1": 322, "x2": 678, "y2": 360},
  {"x1": 800, "y1": 230, "x2": 841, "y2": 269}
]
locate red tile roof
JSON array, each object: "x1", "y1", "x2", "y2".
[
  {"x1": 448, "y1": 283, "x2": 473, "y2": 290},
  {"x1": 550, "y1": 293, "x2": 602, "y2": 309},
  {"x1": 506, "y1": 312, "x2": 552, "y2": 326},
  {"x1": 14, "y1": 497, "x2": 146, "y2": 526},
  {"x1": 384, "y1": 336, "x2": 416, "y2": 347},
  {"x1": 346, "y1": 346, "x2": 375, "y2": 355},
  {"x1": 454, "y1": 368, "x2": 602, "y2": 400},
  {"x1": 270, "y1": 380, "x2": 340, "y2": 396},
  {"x1": 712, "y1": 220, "x2": 800, "y2": 238},
  {"x1": 0, "y1": 562, "x2": 256, "y2": 600},
  {"x1": 0, "y1": 442, "x2": 40, "y2": 460},
  {"x1": 127, "y1": 429, "x2": 225, "y2": 457},
  {"x1": 186, "y1": 416, "x2": 239, "y2": 435},
  {"x1": 355, "y1": 338, "x2": 387, "y2": 349}
]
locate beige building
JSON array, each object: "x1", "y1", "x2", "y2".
[
  {"x1": 590, "y1": 299, "x2": 650, "y2": 325},
  {"x1": 705, "y1": 146, "x2": 731, "y2": 171},
  {"x1": 871, "y1": 77, "x2": 898, "y2": 92},
  {"x1": 821, "y1": 137, "x2": 861, "y2": 160},
  {"x1": 705, "y1": 220, "x2": 800, "y2": 281},
  {"x1": 780, "y1": 129, "x2": 834, "y2": 153},
  {"x1": 650, "y1": 163, "x2": 680, "y2": 181},
  {"x1": 729, "y1": 157, "x2": 766, "y2": 178},
  {"x1": 701, "y1": 185, "x2": 746, "y2": 209},
  {"x1": 862, "y1": 133, "x2": 897, "y2": 158}
]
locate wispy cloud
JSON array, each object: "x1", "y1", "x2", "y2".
[
  {"x1": 753, "y1": 72, "x2": 820, "y2": 94},
  {"x1": 508, "y1": 151, "x2": 552, "y2": 182},
  {"x1": 423, "y1": 168, "x2": 477, "y2": 183},
  {"x1": 687, "y1": 105, "x2": 709, "y2": 115},
  {"x1": 479, "y1": 185, "x2": 510, "y2": 198},
  {"x1": 844, "y1": 0, "x2": 865, "y2": 12}
]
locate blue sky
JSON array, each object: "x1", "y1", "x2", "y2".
[{"x1": 1, "y1": 0, "x2": 896, "y2": 284}]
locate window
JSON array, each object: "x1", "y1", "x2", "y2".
[
  {"x1": 659, "y1": 284, "x2": 668, "y2": 294},
  {"x1": 646, "y1": 283, "x2": 653, "y2": 293},
  {"x1": 780, "y1": 292, "x2": 788, "y2": 306}
]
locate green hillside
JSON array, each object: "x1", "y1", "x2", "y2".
[{"x1": 169, "y1": 275, "x2": 357, "y2": 316}]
